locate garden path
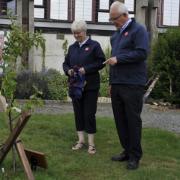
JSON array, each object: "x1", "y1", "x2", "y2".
[{"x1": 34, "y1": 101, "x2": 180, "y2": 134}]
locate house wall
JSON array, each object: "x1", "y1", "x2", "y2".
[
  {"x1": 33, "y1": 33, "x2": 111, "y2": 73},
  {"x1": 2, "y1": 0, "x2": 180, "y2": 73}
]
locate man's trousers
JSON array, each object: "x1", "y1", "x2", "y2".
[{"x1": 111, "y1": 84, "x2": 144, "y2": 161}]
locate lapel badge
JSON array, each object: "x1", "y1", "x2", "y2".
[
  {"x1": 124, "y1": 32, "x2": 128, "y2": 36},
  {"x1": 85, "y1": 47, "x2": 89, "y2": 51}
]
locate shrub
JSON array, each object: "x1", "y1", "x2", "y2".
[
  {"x1": 15, "y1": 69, "x2": 68, "y2": 100},
  {"x1": 149, "y1": 28, "x2": 180, "y2": 105},
  {"x1": 99, "y1": 66, "x2": 109, "y2": 97},
  {"x1": 99, "y1": 82, "x2": 109, "y2": 97},
  {"x1": 43, "y1": 69, "x2": 67, "y2": 100},
  {"x1": 99, "y1": 46, "x2": 111, "y2": 97},
  {"x1": 15, "y1": 70, "x2": 46, "y2": 99}
]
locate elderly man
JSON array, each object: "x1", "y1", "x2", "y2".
[{"x1": 105, "y1": 1, "x2": 149, "y2": 170}]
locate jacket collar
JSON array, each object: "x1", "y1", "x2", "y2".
[
  {"x1": 117, "y1": 18, "x2": 135, "y2": 34},
  {"x1": 121, "y1": 18, "x2": 132, "y2": 32},
  {"x1": 74, "y1": 38, "x2": 91, "y2": 47},
  {"x1": 123, "y1": 18, "x2": 135, "y2": 31},
  {"x1": 79, "y1": 37, "x2": 89, "y2": 47}
]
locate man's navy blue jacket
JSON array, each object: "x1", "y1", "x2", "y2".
[
  {"x1": 63, "y1": 38, "x2": 105, "y2": 90},
  {"x1": 110, "y1": 19, "x2": 149, "y2": 86}
]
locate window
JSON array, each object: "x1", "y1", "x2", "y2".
[
  {"x1": 7, "y1": 0, "x2": 16, "y2": 15},
  {"x1": 124, "y1": 0, "x2": 135, "y2": 12},
  {"x1": 0, "y1": 0, "x2": 16, "y2": 16},
  {"x1": 163, "y1": 0, "x2": 180, "y2": 26},
  {"x1": 97, "y1": 0, "x2": 135, "y2": 23},
  {"x1": 34, "y1": 0, "x2": 43, "y2": 6},
  {"x1": 98, "y1": 0, "x2": 110, "y2": 22},
  {"x1": 34, "y1": 8, "x2": 44, "y2": 18},
  {"x1": 98, "y1": 12, "x2": 110, "y2": 22},
  {"x1": 34, "y1": 0, "x2": 45, "y2": 18},
  {"x1": 99, "y1": 0, "x2": 109, "y2": 10},
  {"x1": 33, "y1": 0, "x2": 136, "y2": 24},
  {"x1": 50, "y1": 0, "x2": 68, "y2": 20},
  {"x1": 75, "y1": 0, "x2": 92, "y2": 21}
]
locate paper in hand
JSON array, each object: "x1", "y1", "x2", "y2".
[{"x1": 103, "y1": 59, "x2": 109, "y2": 64}]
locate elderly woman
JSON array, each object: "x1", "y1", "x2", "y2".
[{"x1": 63, "y1": 20, "x2": 105, "y2": 154}]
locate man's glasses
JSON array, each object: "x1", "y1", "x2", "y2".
[{"x1": 109, "y1": 14, "x2": 123, "y2": 22}]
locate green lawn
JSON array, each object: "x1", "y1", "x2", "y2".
[{"x1": 0, "y1": 113, "x2": 180, "y2": 180}]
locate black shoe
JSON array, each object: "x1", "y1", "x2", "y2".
[
  {"x1": 111, "y1": 152, "x2": 129, "y2": 162},
  {"x1": 127, "y1": 159, "x2": 139, "y2": 170}
]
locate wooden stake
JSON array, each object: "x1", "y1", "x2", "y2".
[
  {"x1": 0, "y1": 111, "x2": 31, "y2": 164},
  {"x1": 143, "y1": 75, "x2": 160, "y2": 102},
  {"x1": 16, "y1": 140, "x2": 35, "y2": 180}
]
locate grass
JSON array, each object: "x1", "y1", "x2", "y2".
[{"x1": 0, "y1": 113, "x2": 180, "y2": 180}]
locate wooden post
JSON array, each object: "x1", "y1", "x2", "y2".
[
  {"x1": 143, "y1": 75, "x2": 159, "y2": 102},
  {"x1": 16, "y1": 140, "x2": 35, "y2": 180},
  {"x1": 0, "y1": 111, "x2": 31, "y2": 164}
]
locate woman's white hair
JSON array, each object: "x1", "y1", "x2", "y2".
[
  {"x1": 110, "y1": 1, "x2": 129, "y2": 15},
  {"x1": 71, "y1": 20, "x2": 87, "y2": 32}
]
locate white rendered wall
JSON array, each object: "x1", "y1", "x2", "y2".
[{"x1": 33, "y1": 33, "x2": 111, "y2": 73}]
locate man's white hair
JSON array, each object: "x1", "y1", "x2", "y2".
[
  {"x1": 71, "y1": 20, "x2": 87, "y2": 32},
  {"x1": 110, "y1": 1, "x2": 129, "y2": 15}
]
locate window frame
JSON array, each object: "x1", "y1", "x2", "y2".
[
  {"x1": 74, "y1": 0, "x2": 94, "y2": 22},
  {"x1": 0, "y1": 0, "x2": 17, "y2": 16},
  {"x1": 34, "y1": 0, "x2": 136, "y2": 24},
  {"x1": 34, "y1": 0, "x2": 46, "y2": 19},
  {"x1": 0, "y1": 0, "x2": 7, "y2": 16},
  {"x1": 158, "y1": 0, "x2": 180, "y2": 27}
]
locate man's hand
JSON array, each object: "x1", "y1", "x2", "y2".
[
  {"x1": 79, "y1": 67, "x2": 85, "y2": 75},
  {"x1": 103, "y1": 57, "x2": 117, "y2": 65},
  {"x1": 68, "y1": 69, "x2": 74, "y2": 76}
]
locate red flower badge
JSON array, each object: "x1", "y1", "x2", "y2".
[
  {"x1": 85, "y1": 47, "x2": 90, "y2": 51},
  {"x1": 124, "y1": 32, "x2": 128, "y2": 36}
]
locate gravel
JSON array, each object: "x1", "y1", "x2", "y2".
[{"x1": 34, "y1": 101, "x2": 180, "y2": 134}]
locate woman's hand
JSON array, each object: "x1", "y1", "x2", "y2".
[
  {"x1": 79, "y1": 67, "x2": 85, "y2": 75},
  {"x1": 68, "y1": 69, "x2": 74, "y2": 76}
]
